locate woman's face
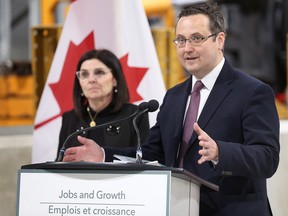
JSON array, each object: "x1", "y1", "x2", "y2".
[{"x1": 78, "y1": 58, "x2": 117, "y2": 103}]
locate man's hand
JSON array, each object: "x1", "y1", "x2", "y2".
[
  {"x1": 63, "y1": 136, "x2": 104, "y2": 162},
  {"x1": 194, "y1": 122, "x2": 219, "y2": 164}
]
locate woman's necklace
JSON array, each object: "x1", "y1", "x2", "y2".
[{"x1": 87, "y1": 106, "x2": 97, "y2": 127}]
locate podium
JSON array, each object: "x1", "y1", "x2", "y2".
[{"x1": 17, "y1": 162, "x2": 218, "y2": 216}]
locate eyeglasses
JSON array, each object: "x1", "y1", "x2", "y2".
[
  {"x1": 173, "y1": 33, "x2": 217, "y2": 47},
  {"x1": 76, "y1": 68, "x2": 111, "y2": 80}
]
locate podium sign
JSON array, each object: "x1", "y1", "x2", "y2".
[
  {"x1": 17, "y1": 162, "x2": 218, "y2": 216},
  {"x1": 17, "y1": 169, "x2": 170, "y2": 216}
]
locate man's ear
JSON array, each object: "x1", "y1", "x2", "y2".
[{"x1": 217, "y1": 32, "x2": 226, "y2": 51}]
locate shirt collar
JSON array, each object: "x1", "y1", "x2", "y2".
[{"x1": 192, "y1": 57, "x2": 225, "y2": 91}]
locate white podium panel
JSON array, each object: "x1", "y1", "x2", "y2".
[
  {"x1": 17, "y1": 170, "x2": 170, "y2": 216},
  {"x1": 17, "y1": 162, "x2": 218, "y2": 216}
]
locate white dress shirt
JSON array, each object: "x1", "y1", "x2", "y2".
[{"x1": 185, "y1": 57, "x2": 225, "y2": 121}]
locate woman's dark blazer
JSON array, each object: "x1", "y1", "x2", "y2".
[{"x1": 57, "y1": 103, "x2": 149, "y2": 156}]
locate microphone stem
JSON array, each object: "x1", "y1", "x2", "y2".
[
  {"x1": 136, "y1": 146, "x2": 142, "y2": 163},
  {"x1": 56, "y1": 149, "x2": 65, "y2": 162},
  {"x1": 133, "y1": 112, "x2": 144, "y2": 163}
]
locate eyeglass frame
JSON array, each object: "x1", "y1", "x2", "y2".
[
  {"x1": 76, "y1": 68, "x2": 112, "y2": 81},
  {"x1": 173, "y1": 33, "x2": 217, "y2": 47}
]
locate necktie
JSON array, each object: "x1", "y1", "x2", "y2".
[{"x1": 177, "y1": 80, "x2": 204, "y2": 167}]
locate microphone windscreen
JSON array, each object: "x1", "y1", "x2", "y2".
[
  {"x1": 138, "y1": 101, "x2": 148, "y2": 111},
  {"x1": 147, "y1": 99, "x2": 159, "y2": 112}
]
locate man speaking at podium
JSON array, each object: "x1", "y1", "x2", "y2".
[{"x1": 61, "y1": 1, "x2": 280, "y2": 215}]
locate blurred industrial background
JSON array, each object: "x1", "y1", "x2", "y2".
[
  {"x1": 0, "y1": 0, "x2": 287, "y2": 126},
  {"x1": 0, "y1": 0, "x2": 287, "y2": 216}
]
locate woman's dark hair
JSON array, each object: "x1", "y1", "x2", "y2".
[
  {"x1": 178, "y1": 1, "x2": 226, "y2": 36},
  {"x1": 73, "y1": 49, "x2": 129, "y2": 117}
]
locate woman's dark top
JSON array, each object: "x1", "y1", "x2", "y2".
[{"x1": 57, "y1": 103, "x2": 150, "y2": 156}]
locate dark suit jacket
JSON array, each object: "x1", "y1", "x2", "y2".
[
  {"x1": 57, "y1": 103, "x2": 149, "y2": 157},
  {"x1": 106, "y1": 60, "x2": 280, "y2": 216}
]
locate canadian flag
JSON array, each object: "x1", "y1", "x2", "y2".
[{"x1": 32, "y1": 0, "x2": 166, "y2": 163}]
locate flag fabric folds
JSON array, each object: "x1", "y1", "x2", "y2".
[{"x1": 32, "y1": 0, "x2": 166, "y2": 163}]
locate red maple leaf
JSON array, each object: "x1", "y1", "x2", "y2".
[
  {"x1": 50, "y1": 32, "x2": 95, "y2": 115},
  {"x1": 35, "y1": 32, "x2": 95, "y2": 129},
  {"x1": 120, "y1": 54, "x2": 148, "y2": 103}
]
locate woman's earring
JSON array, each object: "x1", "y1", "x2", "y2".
[
  {"x1": 114, "y1": 88, "x2": 118, "y2": 93},
  {"x1": 81, "y1": 92, "x2": 84, "y2": 96}
]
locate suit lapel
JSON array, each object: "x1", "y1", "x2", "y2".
[{"x1": 173, "y1": 77, "x2": 192, "y2": 138}]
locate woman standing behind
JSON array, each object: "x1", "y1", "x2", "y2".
[{"x1": 56, "y1": 49, "x2": 150, "y2": 159}]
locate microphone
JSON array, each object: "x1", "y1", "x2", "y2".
[
  {"x1": 133, "y1": 99, "x2": 159, "y2": 163},
  {"x1": 56, "y1": 101, "x2": 149, "y2": 162}
]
